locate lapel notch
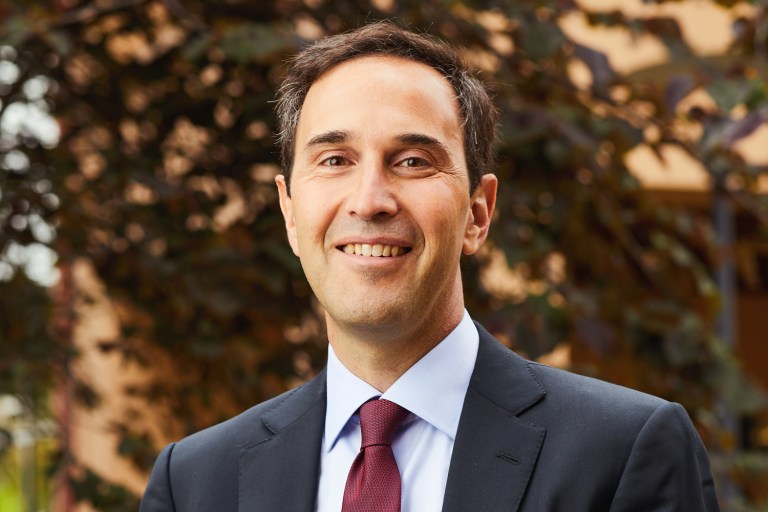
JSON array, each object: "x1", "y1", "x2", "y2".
[
  {"x1": 442, "y1": 387, "x2": 545, "y2": 512},
  {"x1": 239, "y1": 371, "x2": 327, "y2": 512},
  {"x1": 442, "y1": 325, "x2": 547, "y2": 512}
]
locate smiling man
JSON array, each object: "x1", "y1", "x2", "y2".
[
  {"x1": 276, "y1": 53, "x2": 494, "y2": 395},
  {"x1": 141, "y1": 23, "x2": 719, "y2": 512}
]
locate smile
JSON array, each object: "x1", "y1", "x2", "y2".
[{"x1": 339, "y1": 243, "x2": 411, "y2": 257}]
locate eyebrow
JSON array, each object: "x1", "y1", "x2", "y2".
[
  {"x1": 305, "y1": 130, "x2": 350, "y2": 148},
  {"x1": 395, "y1": 133, "x2": 445, "y2": 149},
  {"x1": 304, "y1": 130, "x2": 450, "y2": 153}
]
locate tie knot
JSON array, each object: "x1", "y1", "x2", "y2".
[{"x1": 359, "y1": 399, "x2": 409, "y2": 448}]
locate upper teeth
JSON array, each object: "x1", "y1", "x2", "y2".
[{"x1": 342, "y1": 243, "x2": 404, "y2": 257}]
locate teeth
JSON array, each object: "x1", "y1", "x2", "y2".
[{"x1": 341, "y1": 243, "x2": 407, "y2": 257}]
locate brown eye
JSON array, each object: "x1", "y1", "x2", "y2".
[
  {"x1": 322, "y1": 155, "x2": 346, "y2": 166},
  {"x1": 400, "y1": 157, "x2": 427, "y2": 167}
]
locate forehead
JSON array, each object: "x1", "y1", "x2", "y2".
[{"x1": 296, "y1": 55, "x2": 463, "y2": 146}]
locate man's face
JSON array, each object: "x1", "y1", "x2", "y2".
[{"x1": 276, "y1": 55, "x2": 496, "y2": 343}]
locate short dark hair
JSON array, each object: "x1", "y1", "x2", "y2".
[{"x1": 275, "y1": 22, "x2": 499, "y2": 194}]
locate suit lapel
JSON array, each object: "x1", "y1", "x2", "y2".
[
  {"x1": 239, "y1": 370, "x2": 327, "y2": 512},
  {"x1": 442, "y1": 324, "x2": 547, "y2": 512}
]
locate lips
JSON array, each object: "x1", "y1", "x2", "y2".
[{"x1": 339, "y1": 243, "x2": 411, "y2": 257}]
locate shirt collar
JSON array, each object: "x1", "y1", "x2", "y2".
[{"x1": 324, "y1": 310, "x2": 479, "y2": 452}]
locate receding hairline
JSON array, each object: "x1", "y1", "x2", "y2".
[
  {"x1": 295, "y1": 54, "x2": 466, "y2": 152},
  {"x1": 275, "y1": 22, "x2": 499, "y2": 193}
]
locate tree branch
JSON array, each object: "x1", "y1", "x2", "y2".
[{"x1": 51, "y1": 0, "x2": 150, "y2": 28}]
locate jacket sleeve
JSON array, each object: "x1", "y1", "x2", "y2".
[
  {"x1": 140, "y1": 443, "x2": 177, "y2": 512},
  {"x1": 608, "y1": 402, "x2": 719, "y2": 511}
]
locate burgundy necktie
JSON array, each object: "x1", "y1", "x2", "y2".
[{"x1": 341, "y1": 399, "x2": 409, "y2": 512}]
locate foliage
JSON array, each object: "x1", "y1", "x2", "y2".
[
  {"x1": 70, "y1": 468, "x2": 141, "y2": 512},
  {"x1": 1, "y1": 0, "x2": 768, "y2": 508},
  {"x1": 0, "y1": 275, "x2": 56, "y2": 408}
]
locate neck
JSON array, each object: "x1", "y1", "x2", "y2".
[{"x1": 327, "y1": 302, "x2": 465, "y2": 392}]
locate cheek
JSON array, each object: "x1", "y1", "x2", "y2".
[
  {"x1": 294, "y1": 220, "x2": 321, "y2": 253},
  {"x1": 423, "y1": 203, "x2": 471, "y2": 255},
  {"x1": 429, "y1": 188, "x2": 471, "y2": 230},
  {"x1": 293, "y1": 197, "x2": 336, "y2": 251}
]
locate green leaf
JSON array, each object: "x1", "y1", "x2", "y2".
[
  {"x1": 44, "y1": 30, "x2": 73, "y2": 57},
  {"x1": 707, "y1": 79, "x2": 755, "y2": 112},
  {"x1": 218, "y1": 23, "x2": 287, "y2": 64},
  {"x1": 182, "y1": 33, "x2": 213, "y2": 61},
  {"x1": 521, "y1": 20, "x2": 564, "y2": 61},
  {"x1": 0, "y1": 15, "x2": 35, "y2": 46}
]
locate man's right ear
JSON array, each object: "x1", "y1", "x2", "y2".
[{"x1": 275, "y1": 175, "x2": 300, "y2": 257}]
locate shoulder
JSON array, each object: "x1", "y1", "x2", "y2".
[
  {"x1": 169, "y1": 370, "x2": 326, "y2": 465},
  {"x1": 474, "y1": 322, "x2": 669, "y2": 421},
  {"x1": 473, "y1": 322, "x2": 688, "y2": 444},
  {"x1": 527, "y1": 359, "x2": 700, "y2": 451},
  {"x1": 528, "y1": 359, "x2": 667, "y2": 414},
  {"x1": 467, "y1": 325, "x2": 717, "y2": 509},
  {"x1": 142, "y1": 372, "x2": 327, "y2": 511}
]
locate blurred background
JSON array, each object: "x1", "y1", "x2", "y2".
[{"x1": 1, "y1": 0, "x2": 767, "y2": 510}]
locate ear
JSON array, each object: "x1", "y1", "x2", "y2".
[
  {"x1": 463, "y1": 174, "x2": 498, "y2": 256},
  {"x1": 275, "y1": 175, "x2": 300, "y2": 257}
]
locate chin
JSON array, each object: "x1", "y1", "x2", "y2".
[{"x1": 330, "y1": 302, "x2": 413, "y2": 334}]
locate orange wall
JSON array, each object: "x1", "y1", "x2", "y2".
[{"x1": 736, "y1": 294, "x2": 768, "y2": 392}]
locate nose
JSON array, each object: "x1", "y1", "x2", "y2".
[{"x1": 345, "y1": 160, "x2": 398, "y2": 220}]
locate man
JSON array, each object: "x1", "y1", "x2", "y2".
[{"x1": 141, "y1": 22, "x2": 719, "y2": 511}]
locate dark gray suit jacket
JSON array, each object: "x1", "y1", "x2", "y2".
[{"x1": 141, "y1": 324, "x2": 719, "y2": 511}]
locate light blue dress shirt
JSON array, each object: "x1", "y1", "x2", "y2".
[{"x1": 316, "y1": 310, "x2": 479, "y2": 512}]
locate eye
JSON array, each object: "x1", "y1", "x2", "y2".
[
  {"x1": 320, "y1": 155, "x2": 348, "y2": 166},
  {"x1": 398, "y1": 156, "x2": 429, "y2": 168}
]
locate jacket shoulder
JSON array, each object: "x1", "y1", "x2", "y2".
[
  {"x1": 170, "y1": 370, "x2": 326, "y2": 466},
  {"x1": 142, "y1": 372, "x2": 326, "y2": 512},
  {"x1": 528, "y1": 360, "x2": 668, "y2": 415}
]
